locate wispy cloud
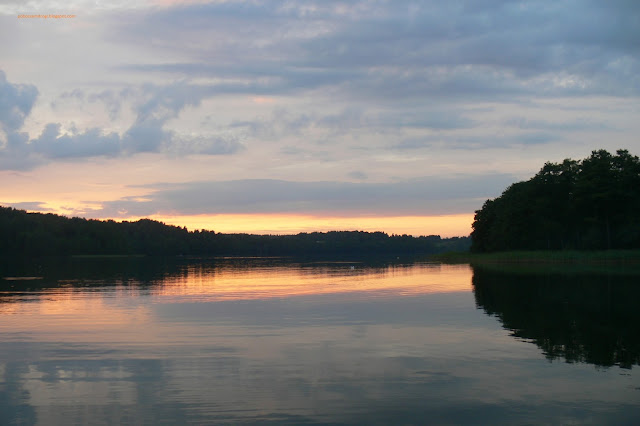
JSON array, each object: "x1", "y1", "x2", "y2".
[
  {"x1": 110, "y1": 0, "x2": 640, "y2": 99},
  {"x1": 0, "y1": 70, "x2": 38, "y2": 133},
  {"x1": 0, "y1": 74, "x2": 245, "y2": 170},
  {"x1": 90, "y1": 174, "x2": 517, "y2": 218}
]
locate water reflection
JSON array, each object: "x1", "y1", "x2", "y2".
[
  {"x1": 472, "y1": 264, "x2": 640, "y2": 369},
  {"x1": 0, "y1": 256, "x2": 472, "y2": 303},
  {"x1": 157, "y1": 260, "x2": 472, "y2": 301},
  {"x1": 1, "y1": 257, "x2": 639, "y2": 425}
]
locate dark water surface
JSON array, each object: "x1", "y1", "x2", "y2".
[{"x1": 1, "y1": 257, "x2": 639, "y2": 425}]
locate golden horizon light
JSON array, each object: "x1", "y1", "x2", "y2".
[{"x1": 147, "y1": 213, "x2": 474, "y2": 237}]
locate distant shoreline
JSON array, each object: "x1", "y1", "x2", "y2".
[{"x1": 0, "y1": 205, "x2": 470, "y2": 257}]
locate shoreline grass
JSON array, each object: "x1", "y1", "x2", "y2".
[{"x1": 432, "y1": 249, "x2": 640, "y2": 265}]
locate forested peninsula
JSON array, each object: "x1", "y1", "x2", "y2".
[
  {"x1": 0, "y1": 206, "x2": 469, "y2": 257},
  {"x1": 471, "y1": 149, "x2": 640, "y2": 253}
]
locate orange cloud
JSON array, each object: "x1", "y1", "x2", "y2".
[{"x1": 251, "y1": 96, "x2": 276, "y2": 104}]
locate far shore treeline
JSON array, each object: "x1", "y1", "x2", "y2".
[
  {"x1": 5, "y1": 148, "x2": 637, "y2": 258},
  {"x1": 471, "y1": 149, "x2": 640, "y2": 252},
  {"x1": 0, "y1": 207, "x2": 469, "y2": 257}
]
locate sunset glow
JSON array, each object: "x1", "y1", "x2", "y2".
[
  {"x1": 150, "y1": 213, "x2": 474, "y2": 237},
  {"x1": 2, "y1": 0, "x2": 638, "y2": 240},
  {"x1": 1, "y1": 1, "x2": 639, "y2": 422}
]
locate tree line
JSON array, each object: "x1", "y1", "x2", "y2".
[
  {"x1": 471, "y1": 149, "x2": 640, "y2": 252},
  {"x1": 0, "y1": 206, "x2": 470, "y2": 257}
]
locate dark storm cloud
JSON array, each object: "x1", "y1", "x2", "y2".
[{"x1": 93, "y1": 174, "x2": 517, "y2": 218}]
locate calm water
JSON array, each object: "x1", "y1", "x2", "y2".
[{"x1": 1, "y1": 257, "x2": 639, "y2": 425}]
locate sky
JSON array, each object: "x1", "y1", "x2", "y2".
[{"x1": 1, "y1": 0, "x2": 639, "y2": 237}]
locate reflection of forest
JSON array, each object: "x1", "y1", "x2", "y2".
[
  {"x1": 472, "y1": 265, "x2": 640, "y2": 369},
  {"x1": 0, "y1": 256, "x2": 421, "y2": 284},
  {"x1": 0, "y1": 256, "x2": 430, "y2": 303}
]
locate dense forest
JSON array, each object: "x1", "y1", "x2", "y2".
[
  {"x1": 471, "y1": 149, "x2": 640, "y2": 252},
  {"x1": 0, "y1": 206, "x2": 469, "y2": 257}
]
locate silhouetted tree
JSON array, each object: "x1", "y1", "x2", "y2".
[{"x1": 471, "y1": 149, "x2": 640, "y2": 252}]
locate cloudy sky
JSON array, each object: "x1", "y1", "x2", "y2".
[{"x1": 1, "y1": 0, "x2": 639, "y2": 236}]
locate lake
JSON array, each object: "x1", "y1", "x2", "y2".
[{"x1": 1, "y1": 257, "x2": 639, "y2": 425}]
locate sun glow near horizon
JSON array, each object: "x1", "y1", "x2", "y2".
[
  {"x1": 147, "y1": 213, "x2": 474, "y2": 237},
  {"x1": 4, "y1": 201, "x2": 473, "y2": 238}
]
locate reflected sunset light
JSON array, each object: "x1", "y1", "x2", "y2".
[
  {"x1": 0, "y1": 288, "x2": 152, "y2": 343},
  {"x1": 154, "y1": 263, "x2": 473, "y2": 301}
]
